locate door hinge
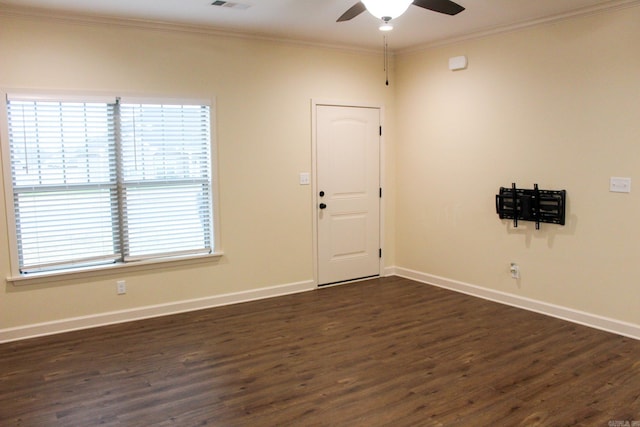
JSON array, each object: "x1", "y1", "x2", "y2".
[
  {"x1": 379, "y1": 126, "x2": 382, "y2": 136},
  {"x1": 379, "y1": 248, "x2": 382, "y2": 258}
]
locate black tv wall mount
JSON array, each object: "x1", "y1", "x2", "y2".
[{"x1": 496, "y1": 183, "x2": 566, "y2": 229}]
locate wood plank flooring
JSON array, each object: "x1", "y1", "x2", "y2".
[{"x1": 1, "y1": 276, "x2": 639, "y2": 426}]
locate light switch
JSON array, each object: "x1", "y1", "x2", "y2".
[
  {"x1": 299, "y1": 172, "x2": 310, "y2": 185},
  {"x1": 610, "y1": 177, "x2": 631, "y2": 193}
]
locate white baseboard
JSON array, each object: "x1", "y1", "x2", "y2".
[
  {"x1": 6, "y1": 270, "x2": 639, "y2": 343},
  {"x1": 0, "y1": 279, "x2": 315, "y2": 343},
  {"x1": 391, "y1": 266, "x2": 640, "y2": 341},
  {"x1": 382, "y1": 266, "x2": 396, "y2": 277}
]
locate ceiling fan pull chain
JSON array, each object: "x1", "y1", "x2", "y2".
[{"x1": 384, "y1": 35, "x2": 389, "y2": 86}]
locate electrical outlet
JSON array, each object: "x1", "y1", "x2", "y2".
[
  {"x1": 117, "y1": 280, "x2": 126, "y2": 295},
  {"x1": 510, "y1": 263, "x2": 520, "y2": 279}
]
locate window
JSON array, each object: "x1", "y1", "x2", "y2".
[{"x1": 4, "y1": 94, "x2": 216, "y2": 275}]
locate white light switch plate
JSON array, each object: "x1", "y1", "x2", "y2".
[
  {"x1": 299, "y1": 172, "x2": 310, "y2": 185},
  {"x1": 610, "y1": 177, "x2": 631, "y2": 193}
]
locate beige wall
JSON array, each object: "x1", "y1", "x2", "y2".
[
  {"x1": 0, "y1": 12, "x2": 397, "y2": 332},
  {"x1": 3, "y1": 4, "x2": 640, "y2": 338},
  {"x1": 396, "y1": 5, "x2": 640, "y2": 324}
]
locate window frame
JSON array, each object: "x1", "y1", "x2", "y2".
[{"x1": 0, "y1": 90, "x2": 222, "y2": 284}]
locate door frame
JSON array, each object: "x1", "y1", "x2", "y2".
[{"x1": 311, "y1": 99, "x2": 386, "y2": 288}]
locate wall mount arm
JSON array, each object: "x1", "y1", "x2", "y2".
[{"x1": 496, "y1": 183, "x2": 566, "y2": 229}]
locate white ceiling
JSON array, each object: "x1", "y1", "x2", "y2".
[{"x1": 1, "y1": 0, "x2": 637, "y2": 51}]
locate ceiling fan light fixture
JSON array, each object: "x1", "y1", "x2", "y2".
[
  {"x1": 379, "y1": 22, "x2": 393, "y2": 31},
  {"x1": 362, "y1": 0, "x2": 412, "y2": 20}
]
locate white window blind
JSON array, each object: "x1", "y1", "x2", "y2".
[
  {"x1": 5, "y1": 95, "x2": 215, "y2": 275},
  {"x1": 7, "y1": 99, "x2": 119, "y2": 273},
  {"x1": 119, "y1": 102, "x2": 213, "y2": 260}
]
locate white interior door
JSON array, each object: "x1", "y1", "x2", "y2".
[{"x1": 316, "y1": 105, "x2": 380, "y2": 286}]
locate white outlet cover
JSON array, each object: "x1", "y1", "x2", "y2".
[
  {"x1": 610, "y1": 177, "x2": 631, "y2": 193},
  {"x1": 117, "y1": 280, "x2": 126, "y2": 294}
]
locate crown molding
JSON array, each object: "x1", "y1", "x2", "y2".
[
  {"x1": 0, "y1": 4, "x2": 382, "y2": 56},
  {"x1": 396, "y1": 0, "x2": 640, "y2": 55},
  {"x1": 1, "y1": 0, "x2": 637, "y2": 60}
]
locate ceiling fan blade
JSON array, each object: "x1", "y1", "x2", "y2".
[
  {"x1": 337, "y1": 2, "x2": 367, "y2": 22},
  {"x1": 412, "y1": 0, "x2": 465, "y2": 16}
]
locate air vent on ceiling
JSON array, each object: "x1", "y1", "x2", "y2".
[{"x1": 211, "y1": 1, "x2": 251, "y2": 10}]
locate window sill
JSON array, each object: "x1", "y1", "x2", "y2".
[{"x1": 6, "y1": 251, "x2": 224, "y2": 286}]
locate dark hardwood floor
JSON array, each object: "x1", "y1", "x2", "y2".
[{"x1": 1, "y1": 276, "x2": 639, "y2": 426}]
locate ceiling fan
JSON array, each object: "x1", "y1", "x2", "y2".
[
  {"x1": 338, "y1": 0, "x2": 465, "y2": 28},
  {"x1": 338, "y1": 1, "x2": 465, "y2": 86}
]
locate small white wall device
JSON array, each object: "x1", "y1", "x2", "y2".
[{"x1": 448, "y1": 55, "x2": 468, "y2": 71}]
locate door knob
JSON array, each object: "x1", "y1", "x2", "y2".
[{"x1": 319, "y1": 203, "x2": 327, "y2": 209}]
